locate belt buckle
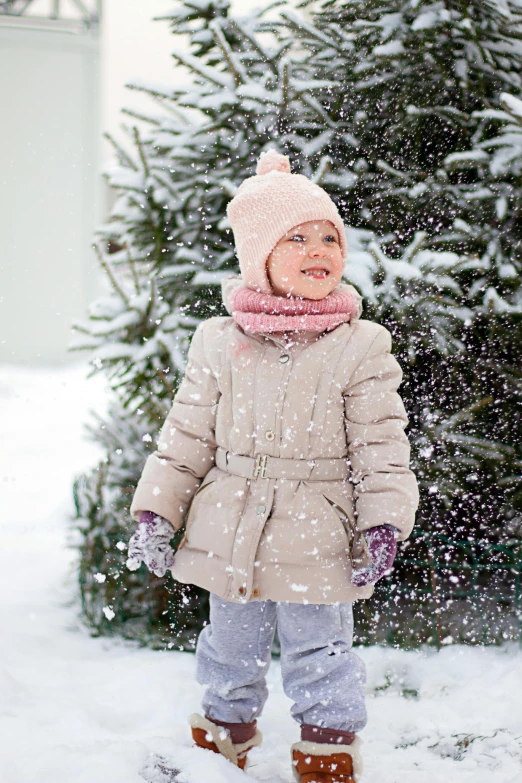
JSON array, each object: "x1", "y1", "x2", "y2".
[{"x1": 253, "y1": 453, "x2": 268, "y2": 479}]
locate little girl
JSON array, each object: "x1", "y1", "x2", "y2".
[{"x1": 127, "y1": 148, "x2": 419, "y2": 782}]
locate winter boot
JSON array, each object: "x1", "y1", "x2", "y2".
[
  {"x1": 291, "y1": 733, "x2": 363, "y2": 783},
  {"x1": 189, "y1": 713, "x2": 262, "y2": 770}
]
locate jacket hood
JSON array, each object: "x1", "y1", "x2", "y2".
[{"x1": 221, "y1": 275, "x2": 363, "y2": 321}]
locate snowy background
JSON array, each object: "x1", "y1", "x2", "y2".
[{"x1": 1, "y1": 361, "x2": 521, "y2": 782}]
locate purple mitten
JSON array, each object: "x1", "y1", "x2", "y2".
[
  {"x1": 350, "y1": 524, "x2": 399, "y2": 587},
  {"x1": 126, "y1": 510, "x2": 175, "y2": 577}
]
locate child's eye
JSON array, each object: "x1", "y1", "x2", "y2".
[
  {"x1": 325, "y1": 235, "x2": 337, "y2": 242},
  {"x1": 289, "y1": 235, "x2": 305, "y2": 241}
]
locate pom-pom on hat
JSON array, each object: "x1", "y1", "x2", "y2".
[{"x1": 226, "y1": 148, "x2": 348, "y2": 294}]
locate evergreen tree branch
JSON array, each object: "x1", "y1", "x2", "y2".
[
  {"x1": 103, "y1": 132, "x2": 138, "y2": 171},
  {"x1": 279, "y1": 8, "x2": 339, "y2": 49},
  {"x1": 124, "y1": 243, "x2": 141, "y2": 297},
  {"x1": 209, "y1": 18, "x2": 248, "y2": 87},
  {"x1": 300, "y1": 92, "x2": 336, "y2": 128},
  {"x1": 376, "y1": 160, "x2": 416, "y2": 184},
  {"x1": 438, "y1": 396, "x2": 495, "y2": 433},
  {"x1": 132, "y1": 126, "x2": 150, "y2": 179},
  {"x1": 227, "y1": 17, "x2": 278, "y2": 74},
  {"x1": 170, "y1": 48, "x2": 232, "y2": 89},
  {"x1": 93, "y1": 244, "x2": 131, "y2": 308},
  {"x1": 312, "y1": 155, "x2": 332, "y2": 185},
  {"x1": 121, "y1": 108, "x2": 161, "y2": 127}
]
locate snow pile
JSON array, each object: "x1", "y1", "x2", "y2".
[{"x1": 0, "y1": 362, "x2": 521, "y2": 783}]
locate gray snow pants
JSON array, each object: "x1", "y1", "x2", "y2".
[{"x1": 195, "y1": 594, "x2": 367, "y2": 733}]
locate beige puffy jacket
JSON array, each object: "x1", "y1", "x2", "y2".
[{"x1": 130, "y1": 276, "x2": 419, "y2": 604}]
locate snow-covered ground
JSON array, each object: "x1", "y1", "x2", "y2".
[{"x1": 1, "y1": 362, "x2": 521, "y2": 783}]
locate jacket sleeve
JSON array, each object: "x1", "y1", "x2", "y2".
[
  {"x1": 343, "y1": 324, "x2": 419, "y2": 540},
  {"x1": 129, "y1": 322, "x2": 220, "y2": 530}
]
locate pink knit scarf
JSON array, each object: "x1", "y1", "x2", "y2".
[{"x1": 229, "y1": 285, "x2": 360, "y2": 334}]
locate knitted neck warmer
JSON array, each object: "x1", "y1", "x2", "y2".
[{"x1": 229, "y1": 284, "x2": 361, "y2": 334}]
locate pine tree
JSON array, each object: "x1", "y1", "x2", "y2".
[
  {"x1": 276, "y1": 0, "x2": 522, "y2": 542},
  {"x1": 70, "y1": 0, "x2": 522, "y2": 647},
  {"x1": 284, "y1": 1, "x2": 522, "y2": 249},
  {"x1": 70, "y1": 0, "x2": 362, "y2": 643}
]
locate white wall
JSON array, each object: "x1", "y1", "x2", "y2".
[{"x1": 0, "y1": 24, "x2": 102, "y2": 366}]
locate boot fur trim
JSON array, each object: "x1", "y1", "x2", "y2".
[
  {"x1": 291, "y1": 736, "x2": 363, "y2": 782},
  {"x1": 189, "y1": 713, "x2": 262, "y2": 765}
]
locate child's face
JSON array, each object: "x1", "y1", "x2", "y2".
[{"x1": 266, "y1": 220, "x2": 345, "y2": 299}]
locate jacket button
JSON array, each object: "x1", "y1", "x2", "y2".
[
  {"x1": 252, "y1": 588, "x2": 260, "y2": 597},
  {"x1": 265, "y1": 430, "x2": 275, "y2": 441},
  {"x1": 279, "y1": 354, "x2": 290, "y2": 363},
  {"x1": 238, "y1": 586, "x2": 246, "y2": 595},
  {"x1": 256, "y1": 505, "x2": 266, "y2": 515}
]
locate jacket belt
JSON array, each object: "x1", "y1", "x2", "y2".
[{"x1": 215, "y1": 446, "x2": 350, "y2": 481}]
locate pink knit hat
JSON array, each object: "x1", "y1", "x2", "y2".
[{"x1": 226, "y1": 148, "x2": 348, "y2": 295}]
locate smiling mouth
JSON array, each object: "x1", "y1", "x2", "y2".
[{"x1": 302, "y1": 268, "x2": 330, "y2": 279}]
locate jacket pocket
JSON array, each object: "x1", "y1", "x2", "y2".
[
  {"x1": 194, "y1": 475, "x2": 217, "y2": 498},
  {"x1": 320, "y1": 494, "x2": 355, "y2": 541},
  {"x1": 178, "y1": 478, "x2": 217, "y2": 549},
  {"x1": 321, "y1": 494, "x2": 371, "y2": 570}
]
